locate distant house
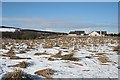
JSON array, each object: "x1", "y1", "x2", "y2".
[
  {"x1": 68, "y1": 31, "x2": 85, "y2": 36},
  {"x1": 88, "y1": 31, "x2": 107, "y2": 36},
  {"x1": 74, "y1": 31, "x2": 85, "y2": 35}
]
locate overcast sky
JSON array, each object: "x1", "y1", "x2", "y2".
[{"x1": 2, "y1": 2, "x2": 118, "y2": 33}]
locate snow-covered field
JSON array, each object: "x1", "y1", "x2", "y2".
[
  {"x1": 0, "y1": 28, "x2": 16, "y2": 32},
  {"x1": 0, "y1": 36, "x2": 119, "y2": 79}
]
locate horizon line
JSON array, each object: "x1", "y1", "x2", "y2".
[{"x1": 0, "y1": 25, "x2": 119, "y2": 34}]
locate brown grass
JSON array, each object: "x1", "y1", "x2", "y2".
[
  {"x1": 87, "y1": 50, "x2": 96, "y2": 53},
  {"x1": 34, "y1": 51, "x2": 49, "y2": 55},
  {"x1": 97, "y1": 55, "x2": 109, "y2": 63},
  {"x1": 0, "y1": 54, "x2": 20, "y2": 59},
  {"x1": 8, "y1": 61, "x2": 28, "y2": 68},
  {"x1": 9, "y1": 55, "x2": 21, "y2": 59},
  {"x1": 1, "y1": 70, "x2": 33, "y2": 80},
  {"x1": 0, "y1": 54, "x2": 31, "y2": 60},
  {"x1": 73, "y1": 62, "x2": 83, "y2": 66},
  {"x1": 11, "y1": 57, "x2": 31, "y2": 60},
  {"x1": 113, "y1": 46, "x2": 120, "y2": 55},
  {"x1": 48, "y1": 57, "x2": 55, "y2": 61},
  {"x1": 61, "y1": 53, "x2": 79, "y2": 61},
  {"x1": 6, "y1": 49, "x2": 15, "y2": 55},
  {"x1": 43, "y1": 45, "x2": 53, "y2": 48},
  {"x1": 100, "y1": 63, "x2": 109, "y2": 65},
  {"x1": 19, "y1": 50, "x2": 26, "y2": 54},
  {"x1": 96, "y1": 53, "x2": 105, "y2": 55},
  {"x1": 1, "y1": 44, "x2": 6, "y2": 49},
  {"x1": 117, "y1": 66, "x2": 120, "y2": 69},
  {"x1": 63, "y1": 50, "x2": 69, "y2": 52},
  {"x1": 61, "y1": 53, "x2": 73, "y2": 60},
  {"x1": 34, "y1": 68, "x2": 54, "y2": 78},
  {"x1": 51, "y1": 51, "x2": 62, "y2": 58},
  {"x1": 0, "y1": 44, "x2": 2, "y2": 49},
  {"x1": 85, "y1": 56, "x2": 92, "y2": 59}
]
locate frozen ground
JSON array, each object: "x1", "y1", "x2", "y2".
[{"x1": 0, "y1": 36, "x2": 119, "y2": 79}]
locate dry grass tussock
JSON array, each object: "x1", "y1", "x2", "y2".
[
  {"x1": 34, "y1": 51, "x2": 49, "y2": 55},
  {"x1": 48, "y1": 51, "x2": 62, "y2": 61},
  {"x1": 48, "y1": 51, "x2": 80, "y2": 61},
  {"x1": 61, "y1": 53, "x2": 79, "y2": 61},
  {"x1": 3, "y1": 49, "x2": 18, "y2": 59},
  {"x1": 8, "y1": 61, "x2": 29, "y2": 68},
  {"x1": 73, "y1": 62, "x2": 83, "y2": 66},
  {"x1": 1, "y1": 48, "x2": 31, "y2": 59},
  {"x1": 96, "y1": 53, "x2": 105, "y2": 55},
  {"x1": 85, "y1": 56, "x2": 92, "y2": 59},
  {"x1": 43, "y1": 44, "x2": 53, "y2": 48},
  {"x1": 1, "y1": 69, "x2": 33, "y2": 80},
  {"x1": 48, "y1": 57, "x2": 56, "y2": 61},
  {"x1": 51, "y1": 51, "x2": 62, "y2": 58},
  {"x1": 0, "y1": 54, "x2": 31, "y2": 60},
  {"x1": 34, "y1": 68, "x2": 54, "y2": 78},
  {"x1": 19, "y1": 50, "x2": 26, "y2": 54},
  {"x1": 113, "y1": 46, "x2": 120, "y2": 55},
  {"x1": 97, "y1": 55, "x2": 109, "y2": 63},
  {"x1": 0, "y1": 48, "x2": 19, "y2": 59}
]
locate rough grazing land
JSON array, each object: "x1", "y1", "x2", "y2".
[{"x1": 0, "y1": 36, "x2": 119, "y2": 79}]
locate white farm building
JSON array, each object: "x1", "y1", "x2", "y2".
[{"x1": 89, "y1": 31, "x2": 107, "y2": 36}]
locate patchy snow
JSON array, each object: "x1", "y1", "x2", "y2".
[{"x1": 0, "y1": 37, "x2": 119, "y2": 79}]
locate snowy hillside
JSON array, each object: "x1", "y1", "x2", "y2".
[{"x1": 0, "y1": 28, "x2": 16, "y2": 32}]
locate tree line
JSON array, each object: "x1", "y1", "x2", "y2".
[{"x1": 2, "y1": 30, "x2": 67, "y2": 39}]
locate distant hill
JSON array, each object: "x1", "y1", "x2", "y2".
[
  {"x1": 0, "y1": 26, "x2": 67, "y2": 39},
  {"x1": 0, "y1": 26, "x2": 21, "y2": 29},
  {"x1": 0, "y1": 26, "x2": 20, "y2": 32}
]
